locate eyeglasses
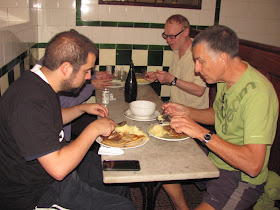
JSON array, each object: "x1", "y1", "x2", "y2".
[
  {"x1": 162, "y1": 28, "x2": 186, "y2": 40},
  {"x1": 221, "y1": 93, "x2": 227, "y2": 118}
]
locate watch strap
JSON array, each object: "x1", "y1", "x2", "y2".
[
  {"x1": 202, "y1": 131, "x2": 214, "y2": 146},
  {"x1": 171, "y1": 77, "x2": 177, "y2": 86}
]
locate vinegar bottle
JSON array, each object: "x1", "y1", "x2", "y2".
[{"x1": 125, "y1": 60, "x2": 137, "y2": 103}]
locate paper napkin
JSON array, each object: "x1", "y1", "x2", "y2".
[{"x1": 98, "y1": 146, "x2": 124, "y2": 156}]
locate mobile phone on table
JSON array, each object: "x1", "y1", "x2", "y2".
[{"x1": 103, "y1": 160, "x2": 140, "y2": 171}]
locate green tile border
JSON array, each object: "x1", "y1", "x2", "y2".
[
  {"x1": 75, "y1": 0, "x2": 218, "y2": 29},
  {"x1": 215, "y1": 0, "x2": 221, "y2": 25}
]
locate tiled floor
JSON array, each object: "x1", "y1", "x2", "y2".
[{"x1": 130, "y1": 182, "x2": 204, "y2": 210}]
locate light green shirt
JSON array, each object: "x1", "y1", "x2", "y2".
[{"x1": 211, "y1": 62, "x2": 278, "y2": 185}]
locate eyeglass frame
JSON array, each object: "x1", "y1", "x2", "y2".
[{"x1": 162, "y1": 28, "x2": 187, "y2": 40}]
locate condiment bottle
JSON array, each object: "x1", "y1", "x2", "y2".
[
  {"x1": 113, "y1": 67, "x2": 118, "y2": 79},
  {"x1": 102, "y1": 88, "x2": 110, "y2": 105},
  {"x1": 106, "y1": 66, "x2": 112, "y2": 75},
  {"x1": 124, "y1": 60, "x2": 137, "y2": 103}
]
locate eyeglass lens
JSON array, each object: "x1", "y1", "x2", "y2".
[{"x1": 162, "y1": 28, "x2": 186, "y2": 40}]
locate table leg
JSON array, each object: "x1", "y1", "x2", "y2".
[{"x1": 143, "y1": 182, "x2": 163, "y2": 210}]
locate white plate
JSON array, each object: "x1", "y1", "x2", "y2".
[
  {"x1": 96, "y1": 136, "x2": 149, "y2": 149},
  {"x1": 123, "y1": 109, "x2": 160, "y2": 121},
  {"x1": 147, "y1": 123, "x2": 190, "y2": 141},
  {"x1": 109, "y1": 80, "x2": 124, "y2": 88}
]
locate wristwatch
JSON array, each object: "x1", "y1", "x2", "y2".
[
  {"x1": 171, "y1": 77, "x2": 177, "y2": 86},
  {"x1": 202, "y1": 131, "x2": 214, "y2": 146}
]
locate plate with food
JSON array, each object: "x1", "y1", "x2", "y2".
[
  {"x1": 137, "y1": 78, "x2": 151, "y2": 85},
  {"x1": 96, "y1": 124, "x2": 149, "y2": 149},
  {"x1": 108, "y1": 80, "x2": 124, "y2": 88},
  {"x1": 147, "y1": 123, "x2": 190, "y2": 141},
  {"x1": 136, "y1": 74, "x2": 151, "y2": 85}
]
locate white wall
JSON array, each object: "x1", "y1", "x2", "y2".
[
  {"x1": 0, "y1": 0, "x2": 38, "y2": 68},
  {"x1": 220, "y1": 0, "x2": 280, "y2": 47},
  {"x1": 37, "y1": 0, "x2": 216, "y2": 46},
  {"x1": 1, "y1": 0, "x2": 280, "y2": 70}
]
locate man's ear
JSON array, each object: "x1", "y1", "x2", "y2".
[
  {"x1": 60, "y1": 62, "x2": 73, "y2": 77},
  {"x1": 219, "y1": 52, "x2": 229, "y2": 65},
  {"x1": 184, "y1": 27, "x2": 190, "y2": 37}
]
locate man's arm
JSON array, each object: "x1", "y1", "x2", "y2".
[
  {"x1": 175, "y1": 78, "x2": 206, "y2": 97},
  {"x1": 155, "y1": 70, "x2": 206, "y2": 97},
  {"x1": 61, "y1": 103, "x2": 108, "y2": 125},
  {"x1": 38, "y1": 118, "x2": 115, "y2": 180},
  {"x1": 170, "y1": 114, "x2": 266, "y2": 177},
  {"x1": 163, "y1": 102, "x2": 215, "y2": 125}
]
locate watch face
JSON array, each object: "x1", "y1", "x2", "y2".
[{"x1": 204, "y1": 134, "x2": 211, "y2": 140}]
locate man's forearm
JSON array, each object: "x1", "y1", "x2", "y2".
[
  {"x1": 176, "y1": 79, "x2": 206, "y2": 97},
  {"x1": 189, "y1": 107, "x2": 215, "y2": 125},
  {"x1": 61, "y1": 104, "x2": 86, "y2": 125}
]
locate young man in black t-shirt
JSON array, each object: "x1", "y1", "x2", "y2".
[{"x1": 0, "y1": 31, "x2": 135, "y2": 209}]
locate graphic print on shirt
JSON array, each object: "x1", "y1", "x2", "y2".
[
  {"x1": 216, "y1": 82, "x2": 256, "y2": 135},
  {"x1": 59, "y1": 129, "x2": 64, "y2": 142}
]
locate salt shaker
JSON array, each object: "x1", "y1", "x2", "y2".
[
  {"x1": 102, "y1": 88, "x2": 110, "y2": 105},
  {"x1": 113, "y1": 67, "x2": 119, "y2": 79},
  {"x1": 119, "y1": 67, "x2": 125, "y2": 82},
  {"x1": 106, "y1": 66, "x2": 112, "y2": 75}
]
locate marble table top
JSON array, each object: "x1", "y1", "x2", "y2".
[{"x1": 95, "y1": 85, "x2": 219, "y2": 184}]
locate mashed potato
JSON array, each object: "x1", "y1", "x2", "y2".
[
  {"x1": 115, "y1": 124, "x2": 148, "y2": 138},
  {"x1": 149, "y1": 124, "x2": 168, "y2": 137},
  {"x1": 137, "y1": 78, "x2": 149, "y2": 84}
]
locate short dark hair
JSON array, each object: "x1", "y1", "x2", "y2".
[
  {"x1": 166, "y1": 14, "x2": 190, "y2": 30},
  {"x1": 192, "y1": 25, "x2": 239, "y2": 58},
  {"x1": 43, "y1": 31, "x2": 98, "y2": 73}
]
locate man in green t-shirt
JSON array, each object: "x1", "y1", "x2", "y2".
[{"x1": 162, "y1": 25, "x2": 279, "y2": 209}]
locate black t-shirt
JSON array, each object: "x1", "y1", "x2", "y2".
[{"x1": 0, "y1": 71, "x2": 65, "y2": 209}]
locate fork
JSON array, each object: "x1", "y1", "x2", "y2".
[{"x1": 157, "y1": 110, "x2": 169, "y2": 122}]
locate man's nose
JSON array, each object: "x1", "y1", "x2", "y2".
[
  {"x1": 195, "y1": 60, "x2": 202, "y2": 73},
  {"x1": 85, "y1": 71, "x2": 91, "y2": 80}
]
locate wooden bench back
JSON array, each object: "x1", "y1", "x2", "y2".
[{"x1": 239, "y1": 40, "x2": 280, "y2": 175}]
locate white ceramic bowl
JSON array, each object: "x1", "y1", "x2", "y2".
[{"x1": 129, "y1": 100, "x2": 156, "y2": 117}]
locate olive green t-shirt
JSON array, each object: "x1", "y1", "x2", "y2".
[{"x1": 211, "y1": 62, "x2": 278, "y2": 185}]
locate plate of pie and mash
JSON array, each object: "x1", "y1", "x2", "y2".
[
  {"x1": 147, "y1": 123, "x2": 190, "y2": 141},
  {"x1": 96, "y1": 124, "x2": 149, "y2": 149}
]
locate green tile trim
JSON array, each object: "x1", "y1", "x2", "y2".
[
  {"x1": 133, "y1": 45, "x2": 149, "y2": 50},
  {"x1": 116, "y1": 44, "x2": 133, "y2": 50},
  {"x1": 150, "y1": 23, "x2": 165, "y2": 29},
  {"x1": 0, "y1": 51, "x2": 28, "y2": 77},
  {"x1": 215, "y1": 0, "x2": 221, "y2": 25},
  {"x1": 164, "y1": 46, "x2": 172, "y2": 51},
  {"x1": 76, "y1": 0, "x2": 81, "y2": 21},
  {"x1": 99, "y1": 44, "x2": 116, "y2": 49},
  {"x1": 101, "y1": 21, "x2": 118, "y2": 27},
  {"x1": 149, "y1": 45, "x2": 165, "y2": 51},
  {"x1": 134, "y1": 23, "x2": 150, "y2": 28},
  {"x1": 76, "y1": 20, "x2": 101, "y2": 26},
  {"x1": 76, "y1": 0, "x2": 214, "y2": 29},
  {"x1": 197, "y1": 26, "x2": 208, "y2": 30},
  {"x1": 118, "y1": 22, "x2": 134, "y2": 27},
  {"x1": 37, "y1": 43, "x2": 48, "y2": 48}
]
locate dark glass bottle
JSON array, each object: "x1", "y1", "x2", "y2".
[{"x1": 125, "y1": 60, "x2": 137, "y2": 103}]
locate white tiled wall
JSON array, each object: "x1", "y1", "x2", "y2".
[
  {"x1": 36, "y1": 0, "x2": 216, "y2": 45},
  {"x1": 1, "y1": 0, "x2": 280, "y2": 75},
  {"x1": 0, "y1": 0, "x2": 38, "y2": 68},
  {"x1": 220, "y1": 0, "x2": 280, "y2": 47}
]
